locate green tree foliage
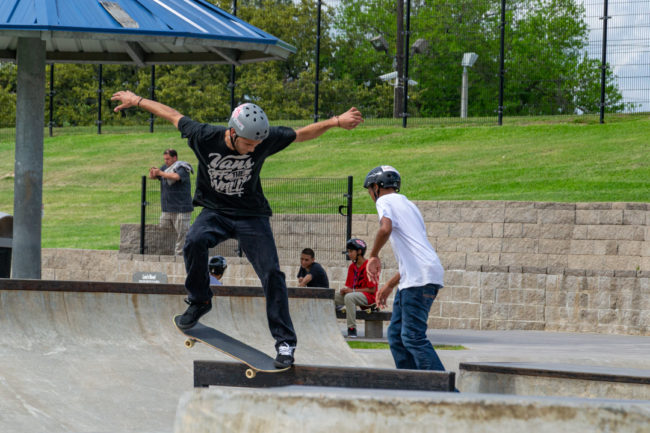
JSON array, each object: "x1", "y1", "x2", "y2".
[{"x1": 0, "y1": 0, "x2": 631, "y2": 126}]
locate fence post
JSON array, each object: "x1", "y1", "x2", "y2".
[
  {"x1": 97, "y1": 64, "x2": 103, "y2": 134},
  {"x1": 314, "y1": 0, "x2": 322, "y2": 123},
  {"x1": 599, "y1": 0, "x2": 610, "y2": 124},
  {"x1": 149, "y1": 65, "x2": 156, "y2": 133},
  {"x1": 48, "y1": 63, "x2": 55, "y2": 137},
  {"x1": 402, "y1": 0, "x2": 411, "y2": 128},
  {"x1": 346, "y1": 176, "x2": 353, "y2": 244},
  {"x1": 498, "y1": 0, "x2": 506, "y2": 126},
  {"x1": 140, "y1": 175, "x2": 146, "y2": 255}
]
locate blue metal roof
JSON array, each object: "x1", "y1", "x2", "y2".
[{"x1": 0, "y1": 0, "x2": 296, "y2": 65}]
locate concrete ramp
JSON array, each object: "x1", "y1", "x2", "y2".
[
  {"x1": 174, "y1": 386, "x2": 650, "y2": 433},
  {"x1": 0, "y1": 279, "x2": 364, "y2": 433}
]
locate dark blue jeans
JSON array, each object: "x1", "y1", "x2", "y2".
[
  {"x1": 183, "y1": 208, "x2": 297, "y2": 349},
  {"x1": 387, "y1": 284, "x2": 445, "y2": 371}
]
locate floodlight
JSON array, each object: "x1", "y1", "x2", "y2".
[
  {"x1": 411, "y1": 38, "x2": 428, "y2": 54},
  {"x1": 461, "y1": 52, "x2": 479, "y2": 68},
  {"x1": 370, "y1": 35, "x2": 389, "y2": 54}
]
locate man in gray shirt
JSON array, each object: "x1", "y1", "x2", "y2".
[{"x1": 149, "y1": 149, "x2": 193, "y2": 255}]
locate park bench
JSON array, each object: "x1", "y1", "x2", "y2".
[{"x1": 335, "y1": 309, "x2": 392, "y2": 338}]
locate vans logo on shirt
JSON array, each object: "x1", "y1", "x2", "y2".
[{"x1": 207, "y1": 153, "x2": 254, "y2": 196}]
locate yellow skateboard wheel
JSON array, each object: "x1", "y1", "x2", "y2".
[{"x1": 245, "y1": 369, "x2": 256, "y2": 379}]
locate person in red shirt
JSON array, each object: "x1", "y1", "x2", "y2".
[{"x1": 335, "y1": 238, "x2": 377, "y2": 337}]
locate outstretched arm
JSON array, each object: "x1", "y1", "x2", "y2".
[
  {"x1": 111, "y1": 90, "x2": 184, "y2": 128},
  {"x1": 294, "y1": 107, "x2": 363, "y2": 142}
]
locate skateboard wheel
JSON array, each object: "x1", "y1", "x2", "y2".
[
  {"x1": 245, "y1": 369, "x2": 256, "y2": 379},
  {"x1": 185, "y1": 339, "x2": 195, "y2": 349}
]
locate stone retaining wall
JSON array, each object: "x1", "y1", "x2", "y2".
[
  {"x1": 354, "y1": 201, "x2": 649, "y2": 271},
  {"x1": 120, "y1": 201, "x2": 649, "y2": 272},
  {"x1": 43, "y1": 200, "x2": 649, "y2": 335},
  {"x1": 41, "y1": 250, "x2": 649, "y2": 336}
]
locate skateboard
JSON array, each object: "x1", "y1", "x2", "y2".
[
  {"x1": 173, "y1": 315, "x2": 291, "y2": 378},
  {"x1": 336, "y1": 303, "x2": 379, "y2": 315},
  {"x1": 359, "y1": 303, "x2": 380, "y2": 314}
]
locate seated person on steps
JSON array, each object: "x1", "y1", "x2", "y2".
[
  {"x1": 335, "y1": 238, "x2": 377, "y2": 338},
  {"x1": 208, "y1": 255, "x2": 227, "y2": 286},
  {"x1": 297, "y1": 248, "x2": 330, "y2": 288}
]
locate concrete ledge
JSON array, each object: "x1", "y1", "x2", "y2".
[
  {"x1": 458, "y1": 362, "x2": 650, "y2": 400},
  {"x1": 194, "y1": 361, "x2": 455, "y2": 391},
  {"x1": 0, "y1": 278, "x2": 333, "y2": 299},
  {"x1": 174, "y1": 386, "x2": 650, "y2": 433}
]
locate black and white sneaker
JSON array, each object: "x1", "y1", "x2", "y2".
[
  {"x1": 274, "y1": 342, "x2": 295, "y2": 368},
  {"x1": 347, "y1": 327, "x2": 357, "y2": 338},
  {"x1": 177, "y1": 298, "x2": 212, "y2": 329}
]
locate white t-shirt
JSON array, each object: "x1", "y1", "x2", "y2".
[{"x1": 375, "y1": 193, "x2": 444, "y2": 290}]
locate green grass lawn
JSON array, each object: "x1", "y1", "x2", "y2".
[
  {"x1": 0, "y1": 114, "x2": 648, "y2": 250},
  {"x1": 347, "y1": 341, "x2": 466, "y2": 350}
]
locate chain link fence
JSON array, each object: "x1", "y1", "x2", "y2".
[
  {"x1": 139, "y1": 176, "x2": 352, "y2": 263},
  {"x1": 0, "y1": 0, "x2": 648, "y2": 138}
]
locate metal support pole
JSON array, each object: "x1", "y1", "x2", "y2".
[
  {"x1": 97, "y1": 64, "x2": 103, "y2": 134},
  {"x1": 229, "y1": 0, "x2": 238, "y2": 112},
  {"x1": 599, "y1": 0, "x2": 610, "y2": 124},
  {"x1": 140, "y1": 176, "x2": 146, "y2": 255},
  {"x1": 402, "y1": 0, "x2": 411, "y2": 128},
  {"x1": 394, "y1": 0, "x2": 404, "y2": 119},
  {"x1": 12, "y1": 37, "x2": 45, "y2": 279},
  {"x1": 497, "y1": 0, "x2": 506, "y2": 125},
  {"x1": 314, "y1": 0, "x2": 322, "y2": 123},
  {"x1": 48, "y1": 63, "x2": 54, "y2": 137},
  {"x1": 149, "y1": 65, "x2": 156, "y2": 133},
  {"x1": 345, "y1": 176, "x2": 353, "y2": 243},
  {"x1": 461, "y1": 67, "x2": 469, "y2": 118}
]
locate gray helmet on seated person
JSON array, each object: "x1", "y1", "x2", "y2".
[
  {"x1": 363, "y1": 165, "x2": 401, "y2": 192},
  {"x1": 228, "y1": 103, "x2": 269, "y2": 141}
]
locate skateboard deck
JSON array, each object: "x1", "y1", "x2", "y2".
[
  {"x1": 173, "y1": 315, "x2": 290, "y2": 378},
  {"x1": 360, "y1": 303, "x2": 379, "y2": 313}
]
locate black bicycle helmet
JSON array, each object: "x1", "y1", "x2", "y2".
[
  {"x1": 208, "y1": 255, "x2": 227, "y2": 275},
  {"x1": 346, "y1": 238, "x2": 367, "y2": 256},
  {"x1": 363, "y1": 165, "x2": 401, "y2": 191}
]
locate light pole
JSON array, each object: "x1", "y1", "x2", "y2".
[
  {"x1": 370, "y1": 35, "x2": 428, "y2": 120},
  {"x1": 461, "y1": 52, "x2": 478, "y2": 118}
]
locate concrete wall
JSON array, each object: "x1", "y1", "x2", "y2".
[
  {"x1": 41, "y1": 201, "x2": 649, "y2": 335},
  {"x1": 173, "y1": 387, "x2": 650, "y2": 433},
  {"x1": 355, "y1": 201, "x2": 649, "y2": 272},
  {"x1": 40, "y1": 251, "x2": 649, "y2": 336}
]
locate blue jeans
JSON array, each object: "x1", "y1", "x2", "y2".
[
  {"x1": 183, "y1": 208, "x2": 297, "y2": 349},
  {"x1": 387, "y1": 284, "x2": 445, "y2": 371}
]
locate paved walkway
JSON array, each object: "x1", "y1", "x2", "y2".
[{"x1": 349, "y1": 325, "x2": 650, "y2": 373}]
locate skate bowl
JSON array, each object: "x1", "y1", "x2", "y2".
[
  {"x1": 2, "y1": 279, "x2": 648, "y2": 433},
  {"x1": 0, "y1": 279, "x2": 365, "y2": 433}
]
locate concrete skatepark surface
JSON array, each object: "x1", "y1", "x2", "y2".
[{"x1": 1, "y1": 284, "x2": 648, "y2": 433}]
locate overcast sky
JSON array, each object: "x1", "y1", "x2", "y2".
[{"x1": 583, "y1": 0, "x2": 650, "y2": 112}]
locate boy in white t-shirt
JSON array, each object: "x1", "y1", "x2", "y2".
[{"x1": 364, "y1": 165, "x2": 446, "y2": 371}]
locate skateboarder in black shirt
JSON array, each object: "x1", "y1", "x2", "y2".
[{"x1": 112, "y1": 90, "x2": 363, "y2": 367}]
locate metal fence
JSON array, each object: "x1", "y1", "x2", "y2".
[
  {"x1": 0, "y1": 0, "x2": 648, "y2": 137},
  {"x1": 140, "y1": 176, "x2": 353, "y2": 263}
]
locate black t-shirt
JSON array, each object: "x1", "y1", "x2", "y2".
[
  {"x1": 297, "y1": 262, "x2": 330, "y2": 288},
  {"x1": 178, "y1": 117, "x2": 296, "y2": 217}
]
